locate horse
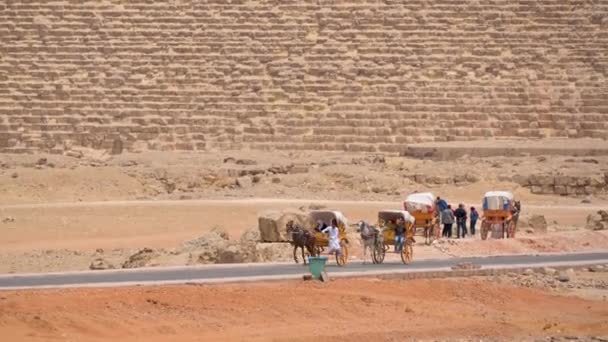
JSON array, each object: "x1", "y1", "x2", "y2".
[
  {"x1": 286, "y1": 220, "x2": 317, "y2": 265},
  {"x1": 357, "y1": 220, "x2": 380, "y2": 264}
]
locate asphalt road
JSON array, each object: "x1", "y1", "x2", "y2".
[{"x1": 1, "y1": 252, "x2": 607, "y2": 290}]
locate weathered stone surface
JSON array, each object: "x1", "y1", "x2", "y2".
[
  {"x1": 586, "y1": 211, "x2": 608, "y2": 230},
  {"x1": 258, "y1": 210, "x2": 311, "y2": 242},
  {"x1": 0, "y1": 2, "x2": 606, "y2": 154},
  {"x1": 122, "y1": 248, "x2": 158, "y2": 269},
  {"x1": 527, "y1": 215, "x2": 548, "y2": 233}
]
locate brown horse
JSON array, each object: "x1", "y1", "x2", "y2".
[{"x1": 286, "y1": 220, "x2": 317, "y2": 265}]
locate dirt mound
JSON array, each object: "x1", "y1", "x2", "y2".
[{"x1": 122, "y1": 248, "x2": 159, "y2": 269}]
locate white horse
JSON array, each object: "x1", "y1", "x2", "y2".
[{"x1": 357, "y1": 220, "x2": 378, "y2": 264}]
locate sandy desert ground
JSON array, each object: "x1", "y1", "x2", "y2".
[
  {"x1": 0, "y1": 148, "x2": 607, "y2": 273},
  {"x1": 1, "y1": 146, "x2": 607, "y2": 341},
  {"x1": 1, "y1": 271, "x2": 608, "y2": 342}
]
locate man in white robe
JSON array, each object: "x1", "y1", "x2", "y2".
[{"x1": 322, "y1": 218, "x2": 341, "y2": 256}]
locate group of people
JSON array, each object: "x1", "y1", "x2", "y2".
[{"x1": 435, "y1": 197, "x2": 480, "y2": 239}]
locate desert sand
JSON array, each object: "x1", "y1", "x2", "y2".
[{"x1": 1, "y1": 273, "x2": 608, "y2": 342}]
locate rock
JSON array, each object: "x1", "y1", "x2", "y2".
[
  {"x1": 235, "y1": 159, "x2": 257, "y2": 165},
  {"x1": 90, "y1": 258, "x2": 114, "y2": 270},
  {"x1": 541, "y1": 267, "x2": 557, "y2": 276},
  {"x1": 557, "y1": 271, "x2": 570, "y2": 282},
  {"x1": 588, "y1": 265, "x2": 605, "y2": 272},
  {"x1": 254, "y1": 243, "x2": 292, "y2": 262},
  {"x1": 581, "y1": 197, "x2": 592, "y2": 204},
  {"x1": 240, "y1": 228, "x2": 260, "y2": 244},
  {"x1": 111, "y1": 139, "x2": 123, "y2": 155},
  {"x1": 122, "y1": 248, "x2": 159, "y2": 268},
  {"x1": 528, "y1": 215, "x2": 548, "y2": 233},
  {"x1": 585, "y1": 211, "x2": 608, "y2": 230},
  {"x1": 65, "y1": 150, "x2": 83, "y2": 159},
  {"x1": 10, "y1": 172, "x2": 18, "y2": 179},
  {"x1": 258, "y1": 210, "x2": 311, "y2": 242},
  {"x1": 271, "y1": 177, "x2": 281, "y2": 184},
  {"x1": 2, "y1": 217, "x2": 15, "y2": 224},
  {"x1": 320, "y1": 271, "x2": 330, "y2": 282},
  {"x1": 210, "y1": 227, "x2": 230, "y2": 240},
  {"x1": 36, "y1": 158, "x2": 47, "y2": 166},
  {"x1": 523, "y1": 268, "x2": 535, "y2": 276},
  {"x1": 236, "y1": 176, "x2": 253, "y2": 188},
  {"x1": 525, "y1": 228, "x2": 535, "y2": 234},
  {"x1": 217, "y1": 244, "x2": 245, "y2": 263}
]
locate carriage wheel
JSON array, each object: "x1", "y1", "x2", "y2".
[
  {"x1": 481, "y1": 221, "x2": 489, "y2": 240},
  {"x1": 336, "y1": 240, "x2": 348, "y2": 266},
  {"x1": 372, "y1": 240, "x2": 385, "y2": 264},
  {"x1": 401, "y1": 240, "x2": 413, "y2": 264}
]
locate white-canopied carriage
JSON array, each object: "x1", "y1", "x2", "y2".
[
  {"x1": 403, "y1": 192, "x2": 441, "y2": 245},
  {"x1": 481, "y1": 191, "x2": 520, "y2": 240},
  {"x1": 372, "y1": 210, "x2": 416, "y2": 264}
]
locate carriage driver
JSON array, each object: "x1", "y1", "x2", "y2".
[{"x1": 321, "y1": 218, "x2": 341, "y2": 257}]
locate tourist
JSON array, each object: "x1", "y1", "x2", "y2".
[
  {"x1": 455, "y1": 204, "x2": 468, "y2": 238},
  {"x1": 470, "y1": 207, "x2": 479, "y2": 236},
  {"x1": 322, "y1": 219, "x2": 341, "y2": 257},
  {"x1": 394, "y1": 217, "x2": 406, "y2": 253},
  {"x1": 436, "y1": 196, "x2": 448, "y2": 226},
  {"x1": 441, "y1": 205, "x2": 455, "y2": 238}
]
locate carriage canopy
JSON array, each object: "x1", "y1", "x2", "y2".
[
  {"x1": 483, "y1": 191, "x2": 514, "y2": 211},
  {"x1": 378, "y1": 210, "x2": 416, "y2": 224},
  {"x1": 309, "y1": 210, "x2": 348, "y2": 227},
  {"x1": 404, "y1": 192, "x2": 436, "y2": 213}
]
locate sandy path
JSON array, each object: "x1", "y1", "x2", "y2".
[
  {"x1": 1, "y1": 198, "x2": 603, "y2": 253},
  {"x1": 1, "y1": 277, "x2": 607, "y2": 341}
]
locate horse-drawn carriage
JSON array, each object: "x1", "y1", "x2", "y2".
[
  {"x1": 309, "y1": 210, "x2": 350, "y2": 266},
  {"x1": 480, "y1": 191, "x2": 520, "y2": 240},
  {"x1": 403, "y1": 192, "x2": 441, "y2": 245},
  {"x1": 371, "y1": 210, "x2": 416, "y2": 265},
  {"x1": 286, "y1": 210, "x2": 350, "y2": 266}
]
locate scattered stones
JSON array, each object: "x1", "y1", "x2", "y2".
[
  {"x1": 2, "y1": 217, "x2": 15, "y2": 224},
  {"x1": 585, "y1": 210, "x2": 608, "y2": 230},
  {"x1": 557, "y1": 271, "x2": 570, "y2": 282},
  {"x1": 588, "y1": 265, "x2": 605, "y2": 273},
  {"x1": 122, "y1": 248, "x2": 159, "y2": 268},
  {"x1": 89, "y1": 258, "x2": 114, "y2": 270},
  {"x1": 541, "y1": 267, "x2": 557, "y2": 276},
  {"x1": 523, "y1": 268, "x2": 535, "y2": 276},
  {"x1": 236, "y1": 176, "x2": 253, "y2": 188}
]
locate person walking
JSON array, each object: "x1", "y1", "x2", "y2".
[
  {"x1": 470, "y1": 207, "x2": 479, "y2": 236},
  {"x1": 454, "y1": 204, "x2": 468, "y2": 238},
  {"x1": 322, "y1": 218, "x2": 341, "y2": 257},
  {"x1": 441, "y1": 205, "x2": 455, "y2": 238}
]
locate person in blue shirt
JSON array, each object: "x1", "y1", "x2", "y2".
[
  {"x1": 469, "y1": 207, "x2": 479, "y2": 236},
  {"x1": 436, "y1": 196, "x2": 448, "y2": 211}
]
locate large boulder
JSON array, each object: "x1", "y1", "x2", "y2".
[
  {"x1": 586, "y1": 211, "x2": 608, "y2": 230},
  {"x1": 258, "y1": 210, "x2": 311, "y2": 242},
  {"x1": 527, "y1": 215, "x2": 548, "y2": 233}
]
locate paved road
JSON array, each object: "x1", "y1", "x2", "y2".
[{"x1": 1, "y1": 252, "x2": 607, "y2": 290}]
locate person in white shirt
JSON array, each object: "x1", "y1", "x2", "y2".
[{"x1": 321, "y1": 218, "x2": 341, "y2": 256}]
